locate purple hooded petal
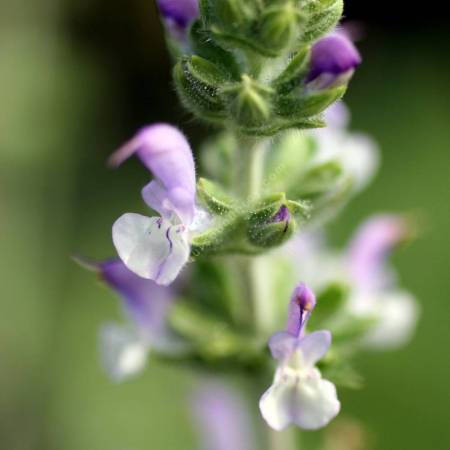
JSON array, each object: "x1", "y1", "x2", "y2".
[
  {"x1": 157, "y1": 0, "x2": 199, "y2": 43},
  {"x1": 98, "y1": 258, "x2": 173, "y2": 337},
  {"x1": 306, "y1": 33, "x2": 361, "y2": 89},
  {"x1": 286, "y1": 283, "x2": 317, "y2": 337},
  {"x1": 347, "y1": 215, "x2": 408, "y2": 291},
  {"x1": 109, "y1": 123, "x2": 196, "y2": 225},
  {"x1": 157, "y1": 0, "x2": 199, "y2": 29},
  {"x1": 192, "y1": 381, "x2": 256, "y2": 450}
]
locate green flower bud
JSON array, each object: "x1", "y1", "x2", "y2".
[
  {"x1": 225, "y1": 75, "x2": 273, "y2": 127},
  {"x1": 302, "y1": 0, "x2": 344, "y2": 43},
  {"x1": 248, "y1": 203, "x2": 297, "y2": 249},
  {"x1": 174, "y1": 56, "x2": 228, "y2": 121},
  {"x1": 214, "y1": 0, "x2": 256, "y2": 28},
  {"x1": 259, "y1": 2, "x2": 302, "y2": 52}
]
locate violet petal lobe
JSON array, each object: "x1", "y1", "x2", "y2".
[
  {"x1": 192, "y1": 381, "x2": 256, "y2": 450},
  {"x1": 347, "y1": 214, "x2": 407, "y2": 291},
  {"x1": 268, "y1": 331, "x2": 298, "y2": 361},
  {"x1": 109, "y1": 123, "x2": 196, "y2": 224},
  {"x1": 99, "y1": 258, "x2": 173, "y2": 336},
  {"x1": 298, "y1": 330, "x2": 332, "y2": 367}
]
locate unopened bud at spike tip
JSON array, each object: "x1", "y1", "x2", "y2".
[
  {"x1": 157, "y1": 0, "x2": 200, "y2": 40},
  {"x1": 306, "y1": 33, "x2": 361, "y2": 89}
]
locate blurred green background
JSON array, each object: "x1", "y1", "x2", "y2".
[{"x1": 1, "y1": 1, "x2": 449, "y2": 449}]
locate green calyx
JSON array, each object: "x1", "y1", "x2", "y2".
[{"x1": 191, "y1": 180, "x2": 310, "y2": 257}]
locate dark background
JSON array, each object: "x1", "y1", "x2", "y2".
[{"x1": 0, "y1": 1, "x2": 449, "y2": 449}]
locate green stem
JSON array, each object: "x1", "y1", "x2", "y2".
[
  {"x1": 269, "y1": 427, "x2": 299, "y2": 450},
  {"x1": 231, "y1": 135, "x2": 277, "y2": 334}
]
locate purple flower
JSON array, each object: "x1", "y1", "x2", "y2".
[
  {"x1": 80, "y1": 257, "x2": 184, "y2": 381},
  {"x1": 260, "y1": 283, "x2": 340, "y2": 431},
  {"x1": 306, "y1": 32, "x2": 361, "y2": 89},
  {"x1": 192, "y1": 381, "x2": 256, "y2": 450},
  {"x1": 157, "y1": 0, "x2": 200, "y2": 40},
  {"x1": 109, "y1": 124, "x2": 204, "y2": 286}
]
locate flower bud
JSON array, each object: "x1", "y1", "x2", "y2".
[
  {"x1": 157, "y1": 0, "x2": 199, "y2": 40},
  {"x1": 306, "y1": 33, "x2": 361, "y2": 89},
  {"x1": 248, "y1": 204, "x2": 296, "y2": 249},
  {"x1": 227, "y1": 75, "x2": 273, "y2": 128},
  {"x1": 260, "y1": 3, "x2": 301, "y2": 52}
]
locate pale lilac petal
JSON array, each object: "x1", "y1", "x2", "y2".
[
  {"x1": 99, "y1": 323, "x2": 148, "y2": 382},
  {"x1": 323, "y1": 101, "x2": 350, "y2": 129},
  {"x1": 109, "y1": 124, "x2": 196, "y2": 224},
  {"x1": 268, "y1": 331, "x2": 298, "y2": 361},
  {"x1": 347, "y1": 215, "x2": 407, "y2": 291},
  {"x1": 192, "y1": 381, "x2": 256, "y2": 450},
  {"x1": 99, "y1": 258, "x2": 172, "y2": 336},
  {"x1": 112, "y1": 213, "x2": 190, "y2": 285},
  {"x1": 286, "y1": 283, "x2": 316, "y2": 337},
  {"x1": 290, "y1": 374, "x2": 341, "y2": 430},
  {"x1": 298, "y1": 331, "x2": 332, "y2": 367},
  {"x1": 259, "y1": 374, "x2": 294, "y2": 431}
]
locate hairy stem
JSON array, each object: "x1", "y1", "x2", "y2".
[{"x1": 232, "y1": 135, "x2": 277, "y2": 335}]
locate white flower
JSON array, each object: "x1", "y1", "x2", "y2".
[{"x1": 260, "y1": 284, "x2": 340, "y2": 430}]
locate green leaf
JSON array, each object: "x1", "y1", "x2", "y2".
[
  {"x1": 238, "y1": 115, "x2": 325, "y2": 136},
  {"x1": 332, "y1": 315, "x2": 379, "y2": 344},
  {"x1": 272, "y1": 47, "x2": 311, "y2": 94},
  {"x1": 169, "y1": 302, "x2": 262, "y2": 361},
  {"x1": 197, "y1": 177, "x2": 235, "y2": 215},
  {"x1": 173, "y1": 60, "x2": 227, "y2": 121},
  {"x1": 289, "y1": 160, "x2": 343, "y2": 200},
  {"x1": 321, "y1": 362, "x2": 365, "y2": 389},
  {"x1": 308, "y1": 282, "x2": 348, "y2": 329},
  {"x1": 302, "y1": 0, "x2": 344, "y2": 43},
  {"x1": 200, "y1": 132, "x2": 237, "y2": 187},
  {"x1": 210, "y1": 25, "x2": 280, "y2": 57},
  {"x1": 276, "y1": 86, "x2": 347, "y2": 118},
  {"x1": 189, "y1": 22, "x2": 241, "y2": 79},
  {"x1": 263, "y1": 131, "x2": 317, "y2": 194}
]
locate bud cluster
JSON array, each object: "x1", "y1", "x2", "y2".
[{"x1": 168, "y1": 0, "x2": 360, "y2": 135}]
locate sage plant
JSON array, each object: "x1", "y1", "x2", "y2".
[{"x1": 81, "y1": 0, "x2": 419, "y2": 447}]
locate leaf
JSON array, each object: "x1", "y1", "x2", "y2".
[
  {"x1": 272, "y1": 47, "x2": 311, "y2": 94},
  {"x1": 197, "y1": 177, "x2": 235, "y2": 215},
  {"x1": 308, "y1": 282, "x2": 349, "y2": 329}
]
